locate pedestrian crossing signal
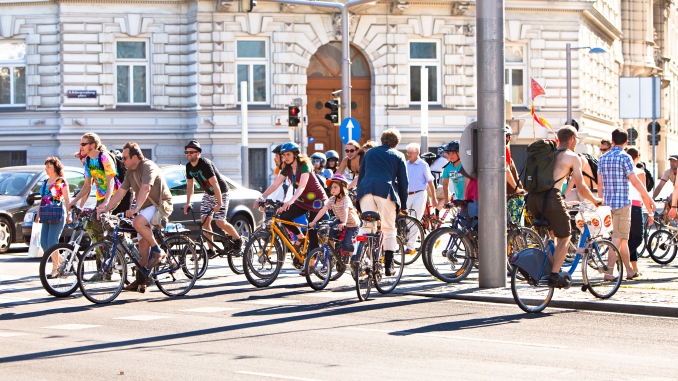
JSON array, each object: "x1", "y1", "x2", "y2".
[
  {"x1": 288, "y1": 106, "x2": 301, "y2": 127},
  {"x1": 325, "y1": 98, "x2": 340, "y2": 126}
]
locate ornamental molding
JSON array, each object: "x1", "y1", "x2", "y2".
[
  {"x1": 389, "y1": 1, "x2": 409, "y2": 14},
  {"x1": 216, "y1": 0, "x2": 233, "y2": 11},
  {"x1": 280, "y1": 3, "x2": 296, "y2": 12},
  {"x1": 451, "y1": 2, "x2": 470, "y2": 16}
]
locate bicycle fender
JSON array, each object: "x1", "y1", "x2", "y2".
[{"x1": 509, "y1": 248, "x2": 552, "y2": 281}]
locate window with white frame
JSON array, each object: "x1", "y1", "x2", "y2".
[
  {"x1": 236, "y1": 40, "x2": 268, "y2": 104},
  {"x1": 116, "y1": 41, "x2": 149, "y2": 105},
  {"x1": 505, "y1": 45, "x2": 526, "y2": 106},
  {"x1": 0, "y1": 42, "x2": 26, "y2": 107},
  {"x1": 409, "y1": 41, "x2": 440, "y2": 104}
]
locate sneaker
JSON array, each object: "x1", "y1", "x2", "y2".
[
  {"x1": 147, "y1": 250, "x2": 167, "y2": 269},
  {"x1": 206, "y1": 249, "x2": 216, "y2": 258},
  {"x1": 123, "y1": 280, "x2": 146, "y2": 293},
  {"x1": 233, "y1": 238, "x2": 243, "y2": 251},
  {"x1": 547, "y1": 272, "x2": 571, "y2": 289},
  {"x1": 404, "y1": 248, "x2": 413, "y2": 255}
]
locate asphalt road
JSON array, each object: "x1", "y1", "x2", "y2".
[{"x1": 1, "y1": 247, "x2": 678, "y2": 381}]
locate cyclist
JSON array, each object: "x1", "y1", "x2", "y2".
[
  {"x1": 337, "y1": 140, "x2": 362, "y2": 188},
  {"x1": 325, "y1": 150, "x2": 340, "y2": 174},
  {"x1": 182, "y1": 140, "x2": 242, "y2": 256},
  {"x1": 308, "y1": 174, "x2": 359, "y2": 257},
  {"x1": 356, "y1": 129, "x2": 408, "y2": 276},
  {"x1": 505, "y1": 126, "x2": 525, "y2": 222},
  {"x1": 256, "y1": 142, "x2": 327, "y2": 255},
  {"x1": 440, "y1": 141, "x2": 465, "y2": 207},
  {"x1": 310, "y1": 152, "x2": 333, "y2": 180}
]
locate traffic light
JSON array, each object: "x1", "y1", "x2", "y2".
[
  {"x1": 288, "y1": 105, "x2": 300, "y2": 127},
  {"x1": 324, "y1": 97, "x2": 340, "y2": 126},
  {"x1": 241, "y1": 0, "x2": 256, "y2": 12}
]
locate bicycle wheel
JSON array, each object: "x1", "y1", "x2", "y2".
[
  {"x1": 193, "y1": 242, "x2": 209, "y2": 279},
  {"x1": 510, "y1": 265, "x2": 554, "y2": 313},
  {"x1": 227, "y1": 235, "x2": 246, "y2": 275},
  {"x1": 243, "y1": 231, "x2": 285, "y2": 287},
  {"x1": 155, "y1": 236, "x2": 198, "y2": 297},
  {"x1": 507, "y1": 228, "x2": 543, "y2": 279},
  {"x1": 330, "y1": 251, "x2": 346, "y2": 281},
  {"x1": 305, "y1": 247, "x2": 332, "y2": 291},
  {"x1": 419, "y1": 227, "x2": 440, "y2": 275},
  {"x1": 395, "y1": 215, "x2": 424, "y2": 265},
  {"x1": 564, "y1": 230, "x2": 580, "y2": 264},
  {"x1": 583, "y1": 239, "x2": 622, "y2": 299},
  {"x1": 424, "y1": 227, "x2": 474, "y2": 282},
  {"x1": 39, "y1": 243, "x2": 81, "y2": 298},
  {"x1": 355, "y1": 241, "x2": 372, "y2": 301},
  {"x1": 648, "y1": 229, "x2": 678, "y2": 265},
  {"x1": 78, "y1": 241, "x2": 126, "y2": 304},
  {"x1": 375, "y1": 237, "x2": 406, "y2": 294}
]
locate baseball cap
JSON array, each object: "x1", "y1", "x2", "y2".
[{"x1": 669, "y1": 155, "x2": 678, "y2": 161}]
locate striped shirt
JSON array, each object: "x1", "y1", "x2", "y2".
[
  {"x1": 326, "y1": 195, "x2": 359, "y2": 228},
  {"x1": 598, "y1": 146, "x2": 634, "y2": 210}
]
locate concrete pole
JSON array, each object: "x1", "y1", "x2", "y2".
[
  {"x1": 652, "y1": 76, "x2": 657, "y2": 181},
  {"x1": 476, "y1": 0, "x2": 506, "y2": 288},
  {"x1": 241, "y1": 81, "x2": 249, "y2": 187},
  {"x1": 341, "y1": 7, "x2": 351, "y2": 121},
  {"x1": 421, "y1": 67, "x2": 429, "y2": 151},
  {"x1": 566, "y1": 43, "x2": 572, "y2": 125}
]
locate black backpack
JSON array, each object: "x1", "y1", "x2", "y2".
[
  {"x1": 86, "y1": 150, "x2": 126, "y2": 182},
  {"x1": 637, "y1": 162, "x2": 654, "y2": 192},
  {"x1": 580, "y1": 153, "x2": 598, "y2": 184}
]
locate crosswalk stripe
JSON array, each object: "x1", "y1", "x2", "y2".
[
  {"x1": 42, "y1": 324, "x2": 101, "y2": 330},
  {"x1": 180, "y1": 307, "x2": 236, "y2": 313},
  {"x1": 113, "y1": 315, "x2": 171, "y2": 321}
]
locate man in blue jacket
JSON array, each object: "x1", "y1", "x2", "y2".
[{"x1": 356, "y1": 128, "x2": 409, "y2": 275}]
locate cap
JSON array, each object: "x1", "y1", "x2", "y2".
[
  {"x1": 184, "y1": 140, "x2": 202, "y2": 153},
  {"x1": 669, "y1": 155, "x2": 678, "y2": 161}
]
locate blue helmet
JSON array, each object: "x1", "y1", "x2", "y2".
[
  {"x1": 442, "y1": 141, "x2": 460, "y2": 152},
  {"x1": 279, "y1": 142, "x2": 300, "y2": 155},
  {"x1": 310, "y1": 152, "x2": 327, "y2": 166},
  {"x1": 325, "y1": 150, "x2": 339, "y2": 161}
]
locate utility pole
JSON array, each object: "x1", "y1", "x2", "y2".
[
  {"x1": 241, "y1": 81, "x2": 249, "y2": 187},
  {"x1": 476, "y1": 0, "x2": 506, "y2": 288},
  {"x1": 421, "y1": 67, "x2": 429, "y2": 151}
]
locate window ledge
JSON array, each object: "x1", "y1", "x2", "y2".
[
  {"x1": 0, "y1": 107, "x2": 27, "y2": 113},
  {"x1": 108, "y1": 106, "x2": 154, "y2": 111},
  {"x1": 393, "y1": 105, "x2": 448, "y2": 111}
]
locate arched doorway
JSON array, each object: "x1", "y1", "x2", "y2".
[{"x1": 306, "y1": 42, "x2": 371, "y2": 158}]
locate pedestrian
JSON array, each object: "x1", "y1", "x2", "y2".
[
  {"x1": 599, "y1": 139, "x2": 611, "y2": 155},
  {"x1": 38, "y1": 157, "x2": 72, "y2": 278},
  {"x1": 652, "y1": 155, "x2": 678, "y2": 199},
  {"x1": 626, "y1": 148, "x2": 653, "y2": 276},
  {"x1": 405, "y1": 142, "x2": 435, "y2": 253},
  {"x1": 182, "y1": 140, "x2": 242, "y2": 256},
  {"x1": 101, "y1": 142, "x2": 174, "y2": 292},
  {"x1": 598, "y1": 129, "x2": 656, "y2": 280},
  {"x1": 356, "y1": 128, "x2": 408, "y2": 275}
]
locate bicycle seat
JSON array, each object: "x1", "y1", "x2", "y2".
[
  {"x1": 360, "y1": 211, "x2": 381, "y2": 222},
  {"x1": 531, "y1": 218, "x2": 550, "y2": 228}
]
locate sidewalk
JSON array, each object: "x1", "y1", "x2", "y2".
[{"x1": 396, "y1": 258, "x2": 678, "y2": 317}]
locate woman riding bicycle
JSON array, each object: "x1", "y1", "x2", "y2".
[{"x1": 255, "y1": 142, "x2": 328, "y2": 256}]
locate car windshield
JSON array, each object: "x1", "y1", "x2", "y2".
[{"x1": 0, "y1": 172, "x2": 37, "y2": 196}]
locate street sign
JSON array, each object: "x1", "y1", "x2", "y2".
[
  {"x1": 627, "y1": 128, "x2": 638, "y2": 140},
  {"x1": 339, "y1": 118, "x2": 361, "y2": 144},
  {"x1": 459, "y1": 122, "x2": 478, "y2": 179},
  {"x1": 647, "y1": 122, "x2": 661, "y2": 134},
  {"x1": 619, "y1": 77, "x2": 661, "y2": 119},
  {"x1": 67, "y1": 90, "x2": 97, "y2": 98}
]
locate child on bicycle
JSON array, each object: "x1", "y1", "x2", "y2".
[{"x1": 309, "y1": 175, "x2": 359, "y2": 257}]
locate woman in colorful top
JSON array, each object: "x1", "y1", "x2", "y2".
[
  {"x1": 309, "y1": 175, "x2": 360, "y2": 256},
  {"x1": 256, "y1": 142, "x2": 328, "y2": 252},
  {"x1": 37, "y1": 157, "x2": 72, "y2": 278}
]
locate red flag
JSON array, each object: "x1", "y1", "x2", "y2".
[{"x1": 531, "y1": 77, "x2": 546, "y2": 100}]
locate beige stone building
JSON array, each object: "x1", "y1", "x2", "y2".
[{"x1": 0, "y1": 0, "x2": 677, "y2": 190}]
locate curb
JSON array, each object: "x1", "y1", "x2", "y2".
[{"x1": 399, "y1": 290, "x2": 678, "y2": 317}]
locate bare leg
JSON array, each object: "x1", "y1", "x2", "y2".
[
  {"x1": 612, "y1": 237, "x2": 634, "y2": 276},
  {"x1": 202, "y1": 216, "x2": 214, "y2": 249},
  {"x1": 50, "y1": 251, "x2": 61, "y2": 273},
  {"x1": 215, "y1": 219, "x2": 240, "y2": 240},
  {"x1": 133, "y1": 215, "x2": 155, "y2": 267},
  {"x1": 550, "y1": 235, "x2": 571, "y2": 273}
]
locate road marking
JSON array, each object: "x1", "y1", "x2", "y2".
[
  {"x1": 180, "y1": 307, "x2": 236, "y2": 313},
  {"x1": 235, "y1": 371, "x2": 325, "y2": 381},
  {"x1": 42, "y1": 324, "x2": 101, "y2": 330},
  {"x1": 345, "y1": 327, "x2": 568, "y2": 349},
  {"x1": 301, "y1": 292, "x2": 354, "y2": 299},
  {"x1": 0, "y1": 331, "x2": 29, "y2": 337},
  {"x1": 240, "y1": 299, "x2": 300, "y2": 306},
  {"x1": 113, "y1": 315, "x2": 171, "y2": 321},
  {"x1": 0, "y1": 296, "x2": 31, "y2": 305}
]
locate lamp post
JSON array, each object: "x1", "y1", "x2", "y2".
[{"x1": 566, "y1": 44, "x2": 607, "y2": 125}]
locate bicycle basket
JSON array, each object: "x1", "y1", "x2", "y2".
[{"x1": 574, "y1": 205, "x2": 612, "y2": 236}]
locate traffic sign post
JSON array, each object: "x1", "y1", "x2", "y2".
[{"x1": 340, "y1": 117, "x2": 361, "y2": 145}]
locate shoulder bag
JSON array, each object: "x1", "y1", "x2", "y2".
[{"x1": 39, "y1": 179, "x2": 65, "y2": 225}]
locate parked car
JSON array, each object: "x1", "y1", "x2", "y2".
[
  {"x1": 0, "y1": 165, "x2": 92, "y2": 253},
  {"x1": 20, "y1": 164, "x2": 265, "y2": 246}
]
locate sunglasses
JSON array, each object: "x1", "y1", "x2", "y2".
[
  {"x1": 80, "y1": 142, "x2": 91, "y2": 146},
  {"x1": 601, "y1": 148, "x2": 609, "y2": 153},
  {"x1": 121, "y1": 156, "x2": 130, "y2": 161},
  {"x1": 345, "y1": 149, "x2": 356, "y2": 153},
  {"x1": 311, "y1": 159, "x2": 321, "y2": 163},
  {"x1": 184, "y1": 151, "x2": 199, "y2": 155}
]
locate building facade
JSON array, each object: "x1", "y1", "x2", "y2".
[{"x1": 1, "y1": 0, "x2": 677, "y2": 190}]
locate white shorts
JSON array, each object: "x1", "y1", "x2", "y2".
[{"x1": 136, "y1": 205, "x2": 156, "y2": 241}]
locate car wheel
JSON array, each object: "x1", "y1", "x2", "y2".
[
  {"x1": 231, "y1": 214, "x2": 252, "y2": 237},
  {"x1": 0, "y1": 216, "x2": 12, "y2": 254}
]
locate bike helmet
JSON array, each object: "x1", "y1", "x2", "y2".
[
  {"x1": 326, "y1": 174, "x2": 349, "y2": 188},
  {"x1": 272, "y1": 144, "x2": 283, "y2": 154},
  {"x1": 325, "y1": 150, "x2": 339, "y2": 161},
  {"x1": 442, "y1": 141, "x2": 460, "y2": 152},
  {"x1": 310, "y1": 152, "x2": 327, "y2": 166},
  {"x1": 279, "y1": 142, "x2": 300, "y2": 155},
  {"x1": 505, "y1": 125, "x2": 513, "y2": 136},
  {"x1": 437, "y1": 145, "x2": 445, "y2": 154}
]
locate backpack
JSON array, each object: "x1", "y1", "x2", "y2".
[
  {"x1": 580, "y1": 153, "x2": 598, "y2": 184},
  {"x1": 637, "y1": 162, "x2": 654, "y2": 192},
  {"x1": 524, "y1": 139, "x2": 558, "y2": 193},
  {"x1": 86, "y1": 150, "x2": 126, "y2": 182}
]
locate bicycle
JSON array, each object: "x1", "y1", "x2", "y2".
[
  {"x1": 639, "y1": 210, "x2": 664, "y2": 258},
  {"x1": 647, "y1": 223, "x2": 678, "y2": 265},
  {"x1": 39, "y1": 206, "x2": 95, "y2": 297},
  {"x1": 354, "y1": 211, "x2": 406, "y2": 301},
  {"x1": 510, "y1": 201, "x2": 623, "y2": 313},
  {"x1": 394, "y1": 212, "x2": 425, "y2": 266},
  {"x1": 506, "y1": 193, "x2": 544, "y2": 275},
  {"x1": 304, "y1": 219, "x2": 350, "y2": 290},
  {"x1": 185, "y1": 206, "x2": 247, "y2": 278},
  {"x1": 77, "y1": 212, "x2": 198, "y2": 304}
]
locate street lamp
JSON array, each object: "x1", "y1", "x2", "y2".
[{"x1": 566, "y1": 44, "x2": 608, "y2": 126}]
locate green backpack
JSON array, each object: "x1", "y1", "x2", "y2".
[{"x1": 524, "y1": 139, "x2": 558, "y2": 193}]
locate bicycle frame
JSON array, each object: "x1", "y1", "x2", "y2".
[
  {"x1": 99, "y1": 222, "x2": 173, "y2": 279},
  {"x1": 266, "y1": 217, "x2": 310, "y2": 263}
]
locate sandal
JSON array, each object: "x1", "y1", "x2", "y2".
[
  {"x1": 603, "y1": 276, "x2": 618, "y2": 282},
  {"x1": 626, "y1": 272, "x2": 641, "y2": 280}
]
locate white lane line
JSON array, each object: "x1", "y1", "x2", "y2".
[
  {"x1": 345, "y1": 327, "x2": 568, "y2": 349},
  {"x1": 113, "y1": 315, "x2": 171, "y2": 321},
  {"x1": 0, "y1": 296, "x2": 31, "y2": 304},
  {"x1": 180, "y1": 307, "x2": 236, "y2": 313},
  {"x1": 240, "y1": 300, "x2": 300, "y2": 306},
  {"x1": 235, "y1": 371, "x2": 325, "y2": 381},
  {"x1": 42, "y1": 324, "x2": 101, "y2": 330},
  {"x1": 301, "y1": 292, "x2": 354, "y2": 299},
  {"x1": 0, "y1": 331, "x2": 30, "y2": 337}
]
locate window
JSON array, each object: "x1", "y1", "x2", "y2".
[
  {"x1": 116, "y1": 41, "x2": 149, "y2": 105},
  {"x1": 0, "y1": 150, "x2": 27, "y2": 168},
  {"x1": 63, "y1": 171, "x2": 86, "y2": 196},
  {"x1": 236, "y1": 40, "x2": 268, "y2": 104},
  {"x1": 164, "y1": 170, "x2": 187, "y2": 197},
  {"x1": 0, "y1": 42, "x2": 26, "y2": 106},
  {"x1": 409, "y1": 42, "x2": 440, "y2": 104},
  {"x1": 505, "y1": 45, "x2": 526, "y2": 106}
]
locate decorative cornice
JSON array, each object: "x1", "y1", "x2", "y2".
[
  {"x1": 389, "y1": 1, "x2": 408, "y2": 14},
  {"x1": 451, "y1": 2, "x2": 470, "y2": 15}
]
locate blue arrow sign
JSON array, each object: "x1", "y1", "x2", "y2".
[{"x1": 339, "y1": 117, "x2": 361, "y2": 144}]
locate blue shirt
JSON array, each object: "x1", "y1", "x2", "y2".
[
  {"x1": 406, "y1": 157, "x2": 434, "y2": 193},
  {"x1": 598, "y1": 146, "x2": 634, "y2": 210},
  {"x1": 357, "y1": 144, "x2": 409, "y2": 210},
  {"x1": 442, "y1": 161, "x2": 465, "y2": 200}
]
